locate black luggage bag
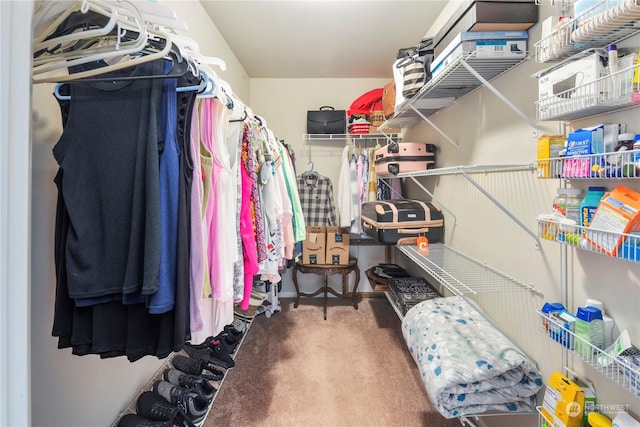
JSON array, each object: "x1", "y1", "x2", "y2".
[
  {"x1": 361, "y1": 199, "x2": 444, "y2": 245},
  {"x1": 365, "y1": 263, "x2": 411, "y2": 292}
]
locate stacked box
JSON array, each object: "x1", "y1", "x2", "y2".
[
  {"x1": 387, "y1": 277, "x2": 442, "y2": 315},
  {"x1": 325, "y1": 227, "x2": 350, "y2": 265},
  {"x1": 302, "y1": 226, "x2": 326, "y2": 265}
]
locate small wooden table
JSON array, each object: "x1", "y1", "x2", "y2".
[{"x1": 291, "y1": 257, "x2": 360, "y2": 320}]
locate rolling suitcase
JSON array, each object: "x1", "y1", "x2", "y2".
[
  {"x1": 374, "y1": 142, "x2": 437, "y2": 175},
  {"x1": 361, "y1": 199, "x2": 444, "y2": 245}
]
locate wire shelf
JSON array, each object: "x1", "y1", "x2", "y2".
[
  {"x1": 536, "y1": 62, "x2": 640, "y2": 121},
  {"x1": 537, "y1": 217, "x2": 640, "y2": 263},
  {"x1": 397, "y1": 244, "x2": 541, "y2": 297},
  {"x1": 536, "y1": 310, "x2": 640, "y2": 397},
  {"x1": 382, "y1": 52, "x2": 529, "y2": 129},
  {"x1": 377, "y1": 163, "x2": 536, "y2": 179},
  {"x1": 534, "y1": 0, "x2": 640, "y2": 63},
  {"x1": 537, "y1": 151, "x2": 640, "y2": 180},
  {"x1": 303, "y1": 133, "x2": 401, "y2": 141}
]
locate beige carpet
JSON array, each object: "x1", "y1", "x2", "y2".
[{"x1": 203, "y1": 297, "x2": 461, "y2": 427}]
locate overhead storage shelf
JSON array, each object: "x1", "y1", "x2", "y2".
[
  {"x1": 377, "y1": 163, "x2": 536, "y2": 180},
  {"x1": 397, "y1": 244, "x2": 541, "y2": 297},
  {"x1": 303, "y1": 133, "x2": 400, "y2": 141},
  {"x1": 381, "y1": 52, "x2": 530, "y2": 130}
]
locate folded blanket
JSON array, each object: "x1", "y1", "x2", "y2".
[{"x1": 401, "y1": 296, "x2": 543, "y2": 419}]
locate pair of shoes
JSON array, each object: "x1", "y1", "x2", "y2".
[
  {"x1": 152, "y1": 380, "x2": 210, "y2": 424},
  {"x1": 171, "y1": 354, "x2": 224, "y2": 381},
  {"x1": 183, "y1": 340, "x2": 235, "y2": 369},
  {"x1": 117, "y1": 391, "x2": 195, "y2": 427},
  {"x1": 163, "y1": 368, "x2": 216, "y2": 402},
  {"x1": 223, "y1": 324, "x2": 244, "y2": 341}
]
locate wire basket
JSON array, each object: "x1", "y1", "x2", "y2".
[{"x1": 370, "y1": 110, "x2": 385, "y2": 127}]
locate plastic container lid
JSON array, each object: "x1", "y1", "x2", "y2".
[
  {"x1": 558, "y1": 188, "x2": 582, "y2": 196},
  {"x1": 608, "y1": 44, "x2": 617, "y2": 51},
  {"x1": 576, "y1": 306, "x2": 603, "y2": 322},
  {"x1": 588, "y1": 412, "x2": 612, "y2": 427},
  {"x1": 541, "y1": 302, "x2": 565, "y2": 313},
  {"x1": 618, "y1": 133, "x2": 635, "y2": 142}
]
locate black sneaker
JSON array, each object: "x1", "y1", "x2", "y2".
[
  {"x1": 152, "y1": 380, "x2": 210, "y2": 423},
  {"x1": 224, "y1": 324, "x2": 244, "y2": 340},
  {"x1": 117, "y1": 413, "x2": 173, "y2": 427},
  {"x1": 163, "y1": 368, "x2": 216, "y2": 402},
  {"x1": 135, "y1": 391, "x2": 195, "y2": 427},
  {"x1": 183, "y1": 341, "x2": 235, "y2": 369},
  {"x1": 171, "y1": 354, "x2": 225, "y2": 381}
]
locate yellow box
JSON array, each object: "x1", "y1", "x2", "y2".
[
  {"x1": 537, "y1": 134, "x2": 566, "y2": 178},
  {"x1": 540, "y1": 371, "x2": 584, "y2": 427},
  {"x1": 302, "y1": 226, "x2": 326, "y2": 265},
  {"x1": 325, "y1": 227, "x2": 350, "y2": 265}
]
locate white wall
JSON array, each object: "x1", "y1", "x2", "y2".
[
  {"x1": 249, "y1": 78, "x2": 393, "y2": 296},
  {"x1": 29, "y1": 2, "x2": 250, "y2": 426}
]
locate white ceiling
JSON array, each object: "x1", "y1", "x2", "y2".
[{"x1": 199, "y1": 1, "x2": 450, "y2": 79}]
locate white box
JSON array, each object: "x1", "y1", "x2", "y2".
[
  {"x1": 432, "y1": 39, "x2": 527, "y2": 76},
  {"x1": 538, "y1": 53, "x2": 608, "y2": 101}
]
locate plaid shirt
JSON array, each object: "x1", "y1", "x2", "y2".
[{"x1": 297, "y1": 173, "x2": 337, "y2": 227}]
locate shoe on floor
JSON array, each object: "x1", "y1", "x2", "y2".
[
  {"x1": 171, "y1": 355, "x2": 224, "y2": 381},
  {"x1": 183, "y1": 341, "x2": 235, "y2": 369},
  {"x1": 117, "y1": 413, "x2": 174, "y2": 427},
  {"x1": 163, "y1": 368, "x2": 216, "y2": 402},
  {"x1": 223, "y1": 324, "x2": 244, "y2": 340},
  {"x1": 152, "y1": 380, "x2": 210, "y2": 424},
  {"x1": 135, "y1": 391, "x2": 195, "y2": 427}
]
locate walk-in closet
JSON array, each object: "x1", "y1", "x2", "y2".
[{"x1": 1, "y1": 1, "x2": 640, "y2": 426}]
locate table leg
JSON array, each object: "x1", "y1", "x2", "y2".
[
  {"x1": 323, "y1": 273, "x2": 328, "y2": 320},
  {"x1": 352, "y1": 265, "x2": 361, "y2": 310},
  {"x1": 292, "y1": 267, "x2": 300, "y2": 308}
]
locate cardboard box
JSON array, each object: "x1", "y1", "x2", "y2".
[
  {"x1": 432, "y1": 39, "x2": 527, "y2": 76},
  {"x1": 431, "y1": 31, "x2": 528, "y2": 72},
  {"x1": 586, "y1": 185, "x2": 640, "y2": 256},
  {"x1": 325, "y1": 227, "x2": 350, "y2": 265},
  {"x1": 302, "y1": 226, "x2": 326, "y2": 265},
  {"x1": 540, "y1": 372, "x2": 585, "y2": 427},
  {"x1": 538, "y1": 53, "x2": 608, "y2": 101},
  {"x1": 433, "y1": 0, "x2": 538, "y2": 58},
  {"x1": 537, "y1": 134, "x2": 566, "y2": 178},
  {"x1": 562, "y1": 124, "x2": 624, "y2": 178}
]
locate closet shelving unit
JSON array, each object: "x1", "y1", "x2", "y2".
[
  {"x1": 533, "y1": 0, "x2": 640, "y2": 120},
  {"x1": 303, "y1": 133, "x2": 401, "y2": 144},
  {"x1": 377, "y1": 164, "x2": 541, "y2": 247},
  {"x1": 386, "y1": 243, "x2": 541, "y2": 318},
  {"x1": 535, "y1": 310, "x2": 640, "y2": 397},
  {"x1": 379, "y1": 51, "x2": 536, "y2": 147},
  {"x1": 534, "y1": 0, "x2": 640, "y2": 64},
  {"x1": 533, "y1": 0, "x2": 640, "y2": 407}
]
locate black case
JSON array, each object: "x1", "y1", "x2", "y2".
[
  {"x1": 387, "y1": 277, "x2": 442, "y2": 315},
  {"x1": 361, "y1": 199, "x2": 444, "y2": 245},
  {"x1": 307, "y1": 106, "x2": 346, "y2": 134}
]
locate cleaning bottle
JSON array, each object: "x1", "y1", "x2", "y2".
[{"x1": 574, "y1": 306, "x2": 604, "y2": 359}]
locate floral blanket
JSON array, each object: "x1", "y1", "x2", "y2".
[{"x1": 401, "y1": 297, "x2": 543, "y2": 419}]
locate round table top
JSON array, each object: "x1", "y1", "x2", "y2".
[{"x1": 295, "y1": 257, "x2": 357, "y2": 270}]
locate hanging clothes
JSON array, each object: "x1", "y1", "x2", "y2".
[{"x1": 296, "y1": 172, "x2": 338, "y2": 227}]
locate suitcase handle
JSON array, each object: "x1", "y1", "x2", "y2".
[{"x1": 398, "y1": 227, "x2": 430, "y2": 234}]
